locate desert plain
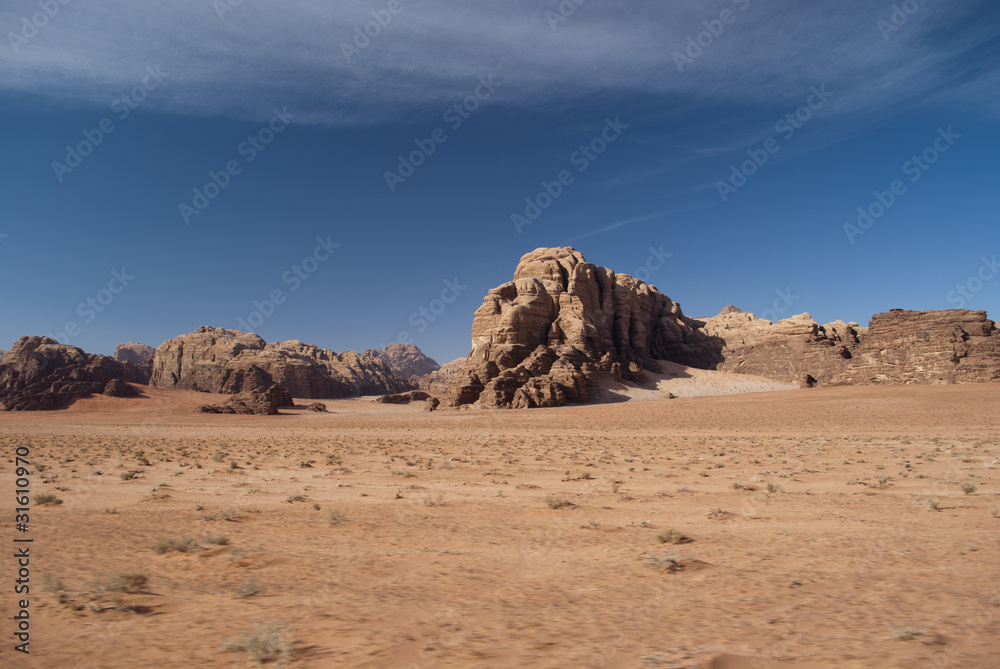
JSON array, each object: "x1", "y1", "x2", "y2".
[{"x1": 2, "y1": 380, "x2": 999, "y2": 668}]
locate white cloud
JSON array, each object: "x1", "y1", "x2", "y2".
[{"x1": 0, "y1": 0, "x2": 996, "y2": 125}]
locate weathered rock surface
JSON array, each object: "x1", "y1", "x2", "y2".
[
  {"x1": 424, "y1": 397, "x2": 440, "y2": 412},
  {"x1": 103, "y1": 379, "x2": 141, "y2": 398},
  {"x1": 695, "y1": 310, "x2": 862, "y2": 385},
  {"x1": 413, "y1": 357, "x2": 466, "y2": 393},
  {"x1": 196, "y1": 390, "x2": 279, "y2": 415},
  {"x1": 266, "y1": 385, "x2": 294, "y2": 408},
  {"x1": 375, "y1": 390, "x2": 432, "y2": 404},
  {"x1": 150, "y1": 327, "x2": 412, "y2": 399},
  {"x1": 447, "y1": 247, "x2": 723, "y2": 408},
  {"x1": 0, "y1": 337, "x2": 141, "y2": 411},
  {"x1": 114, "y1": 342, "x2": 156, "y2": 384},
  {"x1": 306, "y1": 402, "x2": 327, "y2": 412},
  {"x1": 363, "y1": 343, "x2": 440, "y2": 379},
  {"x1": 0, "y1": 350, "x2": 6, "y2": 363},
  {"x1": 833, "y1": 309, "x2": 1000, "y2": 384}
]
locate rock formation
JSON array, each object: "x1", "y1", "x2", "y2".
[
  {"x1": 0, "y1": 349, "x2": 6, "y2": 363},
  {"x1": 150, "y1": 327, "x2": 412, "y2": 399},
  {"x1": 447, "y1": 247, "x2": 723, "y2": 408},
  {"x1": 375, "y1": 390, "x2": 432, "y2": 404},
  {"x1": 833, "y1": 309, "x2": 1000, "y2": 384},
  {"x1": 114, "y1": 342, "x2": 156, "y2": 384},
  {"x1": 0, "y1": 337, "x2": 141, "y2": 411},
  {"x1": 694, "y1": 310, "x2": 862, "y2": 385},
  {"x1": 413, "y1": 357, "x2": 466, "y2": 393},
  {"x1": 103, "y1": 379, "x2": 141, "y2": 398},
  {"x1": 196, "y1": 390, "x2": 280, "y2": 415},
  {"x1": 363, "y1": 343, "x2": 440, "y2": 379}
]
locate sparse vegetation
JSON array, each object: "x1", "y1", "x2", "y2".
[
  {"x1": 92, "y1": 572, "x2": 148, "y2": 594},
  {"x1": 656, "y1": 528, "x2": 688, "y2": 544},
  {"x1": 960, "y1": 482, "x2": 977, "y2": 495},
  {"x1": 545, "y1": 496, "x2": 572, "y2": 509},
  {"x1": 235, "y1": 577, "x2": 264, "y2": 599},
  {"x1": 328, "y1": 510, "x2": 348, "y2": 525},
  {"x1": 223, "y1": 620, "x2": 290, "y2": 665},
  {"x1": 153, "y1": 536, "x2": 199, "y2": 554},
  {"x1": 34, "y1": 493, "x2": 63, "y2": 505}
]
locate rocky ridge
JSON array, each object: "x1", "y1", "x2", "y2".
[
  {"x1": 150, "y1": 327, "x2": 412, "y2": 399},
  {"x1": 0, "y1": 337, "x2": 142, "y2": 410},
  {"x1": 363, "y1": 343, "x2": 440, "y2": 379}
]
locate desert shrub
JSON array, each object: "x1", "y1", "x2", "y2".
[
  {"x1": 328, "y1": 510, "x2": 347, "y2": 525},
  {"x1": 92, "y1": 572, "x2": 148, "y2": 594},
  {"x1": 960, "y1": 482, "x2": 977, "y2": 495},
  {"x1": 656, "y1": 528, "x2": 688, "y2": 544},
  {"x1": 545, "y1": 496, "x2": 572, "y2": 509},
  {"x1": 235, "y1": 577, "x2": 264, "y2": 599},
  {"x1": 154, "y1": 536, "x2": 199, "y2": 554},
  {"x1": 223, "y1": 620, "x2": 290, "y2": 665},
  {"x1": 34, "y1": 493, "x2": 63, "y2": 505}
]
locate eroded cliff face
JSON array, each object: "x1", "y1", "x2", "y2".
[
  {"x1": 696, "y1": 311, "x2": 863, "y2": 386},
  {"x1": 833, "y1": 309, "x2": 1000, "y2": 385},
  {"x1": 1, "y1": 337, "x2": 141, "y2": 410},
  {"x1": 150, "y1": 327, "x2": 412, "y2": 399},
  {"x1": 363, "y1": 343, "x2": 441, "y2": 379},
  {"x1": 114, "y1": 342, "x2": 156, "y2": 384},
  {"x1": 447, "y1": 247, "x2": 722, "y2": 408}
]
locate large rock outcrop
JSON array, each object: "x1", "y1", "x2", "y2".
[
  {"x1": 114, "y1": 342, "x2": 156, "y2": 384},
  {"x1": 363, "y1": 343, "x2": 440, "y2": 379},
  {"x1": 833, "y1": 309, "x2": 1000, "y2": 384},
  {"x1": 695, "y1": 310, "x2": 863, "y2": 385},
  {"x1": 150, "y1": 327, "x2": 413, "y2": 399},
  {"x1": 0, "y1": 350, "x2": 6, "y2": 363},
  {"x1": 0, "y1": 337, "x2": 141, "y2": 411},
  {"x1": 447, "y1": 247, "x2": 723, "y2": 408}
]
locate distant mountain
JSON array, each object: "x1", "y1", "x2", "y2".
[
  {"x1": 114, "y1": 342, "x2": 156, "y2": 383},
  {"x1": 363, "y1": 343, "x2": 440, "y2": 378}
]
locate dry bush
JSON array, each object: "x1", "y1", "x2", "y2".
[
  {"x1": 223, "y1": 620, "x2": 290, "y2": 665},
  {"x1": 153, "y1": 536, "x2": 199, "y2": 554},
  {"x1": 92, "y1": 572, "x2": 148, "y2": 594}
]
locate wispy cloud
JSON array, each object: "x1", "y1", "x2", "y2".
[{"x1": 0, "y1": 0, "x2": 997, "y2": 125}]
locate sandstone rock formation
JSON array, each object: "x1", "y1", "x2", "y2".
[
  {"x1": 103, "y1": 379, "x2": 140, "y2": 398},
  {"x1": 375, "y1": 390, "x2": 432, "y2": 404},
  {"x1": 447, "y1": 247, "x2": 723, "y2": 408},
  {"x1": 114, "y1": 342, "x2": 156, "y2": 384},
  {"x1": 424, "y1": 397, "x2": 440, "y2": 412},
  {"x1": 695, "y1": 310, "x2": 862, "y2": 385},
  {"x1": 1, "y1": 337, "x2": 141, "y2": 410},
  {"x1": 196, "y1": 390, "x2": 280, "y2": 415},
  {"x1": 413, "y1": 357, "x2": 466, "y2": 393},
  {"x1": 306, "y1": 402, "x2": 327, "y2": 412},
  {"x1": 0, "y1": 349, "x2": 6, "y2": 363},
  {"x1": 363, "y1": 343, "x2": 440, "y2": 379},
  {"x1": 833, "y1": 309, "x2": 1000, "y2": 384},
  {"x1": 150, "y1": 327, "x2": 412, "y2": 399}
]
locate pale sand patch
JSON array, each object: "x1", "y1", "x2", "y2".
[{"x1": 595, "y1": 360, "x2": 797, "y2": 402}]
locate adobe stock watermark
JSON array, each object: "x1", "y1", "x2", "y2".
[
  {"x1": 46, "y1": 267, "x2": 136, "y2": 344},
  {"x1": 213, "y1": 0, "x2": 244, "y2": 21},
  {"x1": 946, "y1": 255, "x2": 998, "y2": 309},
  {"x1": 716, "y1": 84, "x2": 833, "y2": 202},
  {"x1": 759, "y1": 288, "x2": 799, "y2": 322},
  {"x1": 511, "y1": 116, "x2": 628, "y2": 234},
  {"x1": 384, "y1": 73, "x2": 501, "y2": 192},
  {"x1": 7, "y1": 0, "x2": 72, "y2": 55},
  {"x1": 545, "y1": 0, "x2": 587, "y2": 30},
  {"x1": 843, "y1": 126, "x2": 960, "y2": 244},
  {"x1": 341, "y1": 0, "x2": 403, "y2": 63},
  {"x1": 178, "y1": 107, "x2": 294, "y2": 224},
  {"x1": 632, "y1": 246, "x2": 672, "y2": 285},
  {"x1": 52, "y1": 66, "x2": 167, "y2": 183},
  {"x1": 392, "y1": 278, "x2": 467, "y2": 346},
  {"x1": 877, "y1": 0, "x2": 926, "y2": 41},
  {"x1": 236, "y1": 235, "x2": 340, "y2": 331},
  {"x1": 672, "y1": 0, "x2": 751, "y2": 73}
]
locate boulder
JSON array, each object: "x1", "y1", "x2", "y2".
[
  {"x1": 266, "y1": 385, "x2": 294, "y2": 408},
  {"x1": 150, "y1": 327, "x2": 413, "y2": 399},
  {"x1": 446, "y1": 247, "x2": 724, "y2": 408},
  {"x1": 0, "y1": 337, "x2": 140, "y2": 411},
  {"x1": 306, "y1": 402, "x2": 327, "y2": 412},
  {"x1": 363, "y1": 343, "x2": 440, "y2": 379},
  {"x1": 114, "y1": 342, "x2": 155, "y2": 383},
  {"x1": 424, "y1": 397, "x2": 440, "y2": 412}
]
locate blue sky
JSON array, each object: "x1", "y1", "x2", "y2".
[{"x1": 1, "y1": 0, "x2": 998, "y2": 365}]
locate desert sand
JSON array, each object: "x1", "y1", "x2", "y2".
[{"x1": 2, "y1": 383, "x2": 999, "y2": 668}]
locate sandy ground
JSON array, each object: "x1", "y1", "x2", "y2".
[{"x1": 1, "y1": 383, "x2": 999, "y2": 668}]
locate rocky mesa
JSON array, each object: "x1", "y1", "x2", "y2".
[
  {"x1": 446, "y1": 247, "x2": 722, "y2": 409},
  {"x1": 149, "y1": 326, "x2": 413, "y2": 399}
]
